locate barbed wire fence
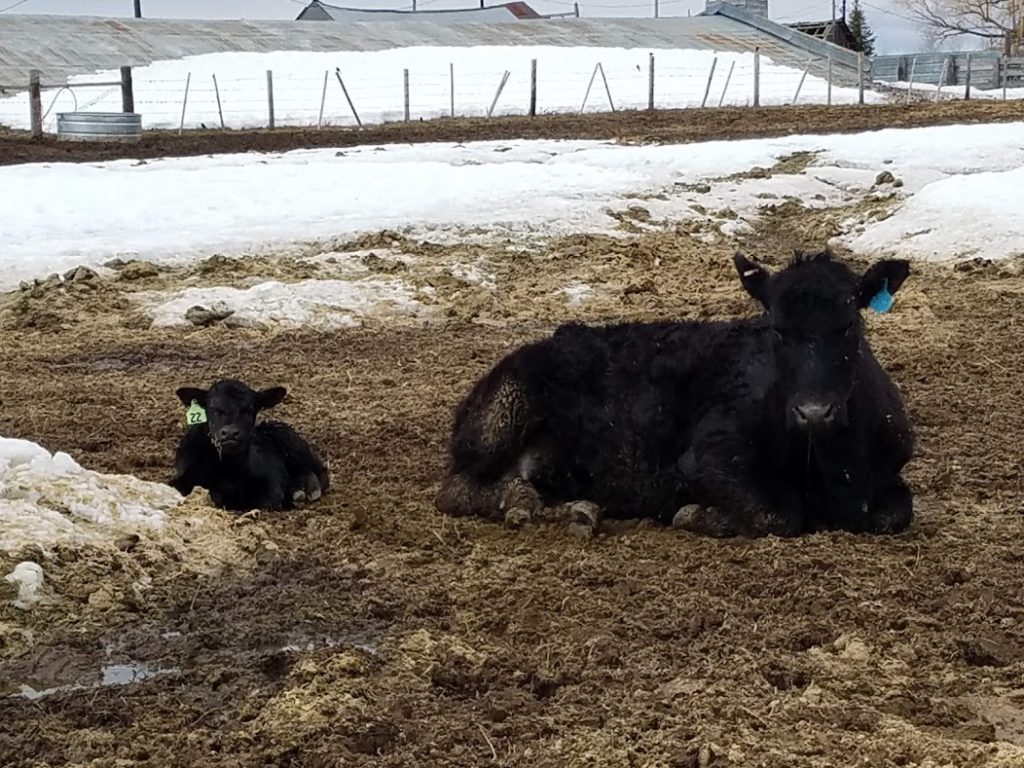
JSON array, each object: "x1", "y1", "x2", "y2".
[{"x1": 0, "y1": 49, "x2": 1019, "y2": 137}]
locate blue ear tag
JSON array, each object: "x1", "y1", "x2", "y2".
[{"x1": 869, "y1": 278, "x2": 894, "y2": 314}]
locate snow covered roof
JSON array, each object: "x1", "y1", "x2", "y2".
[
  {"x1": 296, "y1": 1, "x2": 547, "y2": 22},
  {"x1": 0, "y1": 10, "x2": 860, "y2": 88}
]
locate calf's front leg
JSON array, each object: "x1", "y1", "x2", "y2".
[{"x1": 677, "y1": 420, "x2": 804, "y2": 538}]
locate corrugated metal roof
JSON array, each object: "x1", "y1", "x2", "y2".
[
  {"x1": 297, "y1": 1, "x2": 539, "y2": 23},
  {"x1": 0, "y1": 13, "x2": 859, "y2": 88}
]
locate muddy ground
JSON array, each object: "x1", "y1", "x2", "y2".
[
  {"x1": 3, "y1": 100, "x2": 1024, "y2": 166},
  {"x1": 3, "y1": 166, "x2": 1024, "y2": 765}
]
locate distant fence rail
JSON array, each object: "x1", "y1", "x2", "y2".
[
  {"x1": 0, "y1": 51, "x2": 875, "y2": 137},
  {"x1": 872, "y1": 52, "x2": 1024, "y2": 89}
]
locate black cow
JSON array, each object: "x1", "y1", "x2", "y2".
[
  {"x1": 169, "y1": 379, "x2": 330, "y2": 512},
  {"x1": 436, "y1": 250, "x2": 913, "y2": 538}
]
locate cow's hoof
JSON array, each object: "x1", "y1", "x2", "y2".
[
  {"x1": 292, "y1": 489, "x2": 307, "y2": 503},
  {"x1": 504, "y1": 507, "x2": 533, "y2": 528},
  {"x1": 672, "y1": 504, "x2": 736, "y2": 538},
  {"x1": 672, "y1": 504, "x2": 703, "y2": 529},
  {"x1": 500, "y1": 477, "x2": 542, "y2": 516},
  {"x1": 568, "y1": 500, "x2": 602, "y2": 530},
  {"x1": 567, "y1": 522, "x2": 594, "y2": 540}
]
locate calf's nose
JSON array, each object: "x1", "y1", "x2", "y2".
[
  {"x1": 793, "y1": 402, "x2": 835, "y2": 430},
  {"x1": 218, "y1": 425, "x2": 241, "y2": 442}
]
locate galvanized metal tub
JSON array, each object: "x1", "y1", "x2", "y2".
[{"x1": 56, "y1": 112, "x2": 142, "y2": 143}]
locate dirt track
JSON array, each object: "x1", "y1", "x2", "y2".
[
  {"x1": 2, "y1": 100, "x2": 1024, "y2": 166},
  {"x1": 2, "y1": 186, "x2": 1024, "y2": 766}
]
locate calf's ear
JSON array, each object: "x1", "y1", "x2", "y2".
[
  {"x1": 257, "y1": 387, "x2": 287, "y2": 410},
  {"x1": 857, "y1": 259, "x2": 911, "y2": 309},
  {"x1": 734, "y1": 252, "x2": 771, "y2": 305},
  {"x1": 176, "y1": 387, "x2": 207, "y2": 406}
]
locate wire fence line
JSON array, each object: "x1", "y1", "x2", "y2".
[{"x1": 0, "y1": 50, "x2": 1018, "y2": 137}]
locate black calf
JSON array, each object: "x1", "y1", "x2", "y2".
[
  {"x1": 436, "y1": 250, "x2": 914, "y2": 538},
  {"x1": 169, "y1": 379, "x2": 330, "y2": 512}
]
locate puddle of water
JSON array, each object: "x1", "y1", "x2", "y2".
[
  {"x1": 5, "y1": 630, "x2": 378, "y2": 701},
  {"x1": 9, "y1": 661, "x2": 178, "y2": 701}
]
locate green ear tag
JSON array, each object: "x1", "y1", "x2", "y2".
[{"x1": 185, "y1": 400, "x2": 208, "y2": 426}]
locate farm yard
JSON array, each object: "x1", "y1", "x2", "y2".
[{"x1": 3, "y1": 98, "x2": 1024, "y2": 768}]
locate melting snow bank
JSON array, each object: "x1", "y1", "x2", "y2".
[
  {"x1": 3, "y1": 122, "x2": 1024, "y2": 285},
  {"x1": 141, "y1": 277, "x2": 436, "y2": 329},
  {"x1": 845, "y1": 167, "x2": 1024, "y2": 262},
  {"x1": 0, "y1": 437, "x2": 182, "y2": 555}
]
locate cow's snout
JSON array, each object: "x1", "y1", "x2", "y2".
[
  {"x1": 218, "y1": 425, "x2": 242, "y2": 444},
  {"x1": 792, "y1": 402, "x2": 836, "y2": 431}
]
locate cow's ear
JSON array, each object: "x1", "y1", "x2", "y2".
[
  {"x1": 257, "y1": 387, "x2": 287, "y2": 410},
  {"x1": 176, "y1": 387, "x2": 207, "y2": 407},
  {"x1": 734, "y1": 252, "x2": 771, "y2": 305},
  {"x1": 857, "y1": 259, "x2": 910, "y2": 310}
]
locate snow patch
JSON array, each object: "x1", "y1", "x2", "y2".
[
  {"x1": 843, "y1": 167, "x2": 1024, "y2": 262},
  {"x1": 141, "y1": 278, "x2": 435, "y2": 328},
  {"x1": 5, "y1": 562, "x2": 44, "y2": 609},
  {"x1": 0, "y1": 437, "x2": 182, "y2": 555},
  {"x1": 3, "y1": 122, "x2": 1024, "y2": 285},
  {"x1": 558, "y1": 281, "x2": 594, "y2": 306}
]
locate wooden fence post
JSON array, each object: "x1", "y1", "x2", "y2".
[
  {"x1": 793, "y1": 58, "x2": 813, "y2": 105},
  {"x1": 403, "y1": 68, "x2": 410, "y2": 121},
  {"x1": 529, "y1": 59, "x2": 537, "y2": 117},
  {"x1": 120, "y1": 66, "x2": 134, "y2": 112},
  {"x1": 701, "y1": 56, "x2": 718, "y2": 108},
  {"x1": 964, "y1": 53, "x2": 972, "y2": 99},
  {"x1": 753, "y1": 48, "x2": 760, "y2": 107},
  {"x1": 487, "y1": 70, "x2": 510, "y2": 118},
  {"x1": 266, "y1": 69, "x2": 275, "y2": 129},
  {"x1": 718, "y1": 60, "x2": 735, "y2": 107},
  {"x1": 29, "y1": 69, "x2": 42, "y2": 139},
  {"x1": 648, "y1": 52, "x2": 655, "y2": 110},
  {"x1": 449, "y1": 63, "x2": 455, "y2": 117},
  {"x1": 826, "y1": 55, "x2": 833, "y2": 106},
  {"x1": 213, "y1": 73, "x2": 225, "y2": 129},
  {"x1": 179, "y1": 72, "x2": 191, "y2": 134},
  {"x1": 335, "y1": 68, "x2": 363, "y2": 128},
  {"x1": 858, "y1": 52, "x2": 865, "y2": 104},
  {"x1": 316, "y1": 70, "x2": 328, "y2": 129},
  {"x1": 906, "y1": 57, "x2": 917, "y2": 104}
]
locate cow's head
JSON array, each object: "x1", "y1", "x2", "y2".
[
  {"x1": 734, "y1": 249, "x2": 909, "y2": 434},
  {"x1": 176, "y1": 379, "x2": 287, "y2": 456}
]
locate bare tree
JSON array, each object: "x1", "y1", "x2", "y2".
[{"x1": 904, "y1": 0, "x2": 1023, "y2": 53}]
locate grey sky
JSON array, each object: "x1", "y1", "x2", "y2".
[{"x1": 2, "y1": 0, "x2": 940, "y2": 54}]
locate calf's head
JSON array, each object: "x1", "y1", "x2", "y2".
[
  {"x1": 176, "y1": 379, "x2": 287, "y2": 456},
  {"x1": 734, "y1": 250, "x2": 909, "y2": 434}
]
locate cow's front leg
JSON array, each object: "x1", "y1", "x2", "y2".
[
  {"x1": 866, "y1": 476, "x2": 913, "y2": 534},
  {"x1": 808, "y1": 436, "x2": 879, "y2": 533},
  {"x1": 677, "y1": 427, "x2": 804, "y2": 538}
]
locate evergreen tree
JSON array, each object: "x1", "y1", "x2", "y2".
[{"x1": 848, "y1": 0, "x2": 876, "y2": 57}]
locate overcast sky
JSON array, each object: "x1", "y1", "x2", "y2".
[{"x1": 1, "y1": 0, "x2": 938, "y2": 54}]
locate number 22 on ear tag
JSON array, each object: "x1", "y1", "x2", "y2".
[{"x1": 186, "y1": 400, "x2": 207, "y2": 426}]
